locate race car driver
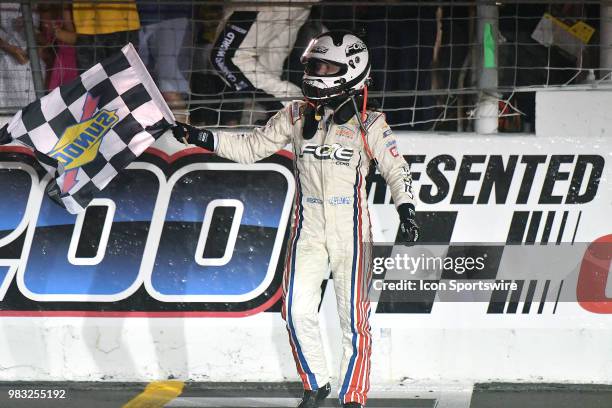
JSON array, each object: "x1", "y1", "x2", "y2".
[{"x1": 173, "y1": 31, "x2": 419, "y2": 408}]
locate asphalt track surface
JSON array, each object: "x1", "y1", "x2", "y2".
[{"x1": 0, "y1": 382, "x2": 611, "y2": 408}]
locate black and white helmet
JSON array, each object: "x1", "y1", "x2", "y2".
[{"x1": 301, "y1": 30, "x2": 371, "y2": 103}]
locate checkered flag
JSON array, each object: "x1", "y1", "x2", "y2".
[{"x1": 0, "y1": 43, "x2": 175, "y2": 214}]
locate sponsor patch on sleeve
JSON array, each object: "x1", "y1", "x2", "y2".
[
  {"x1": 364, "y1": 112, "x2": 384, "y2": 130},
  {"x1": 290, "y1": 102, "x2": 303, "y2": 124}
]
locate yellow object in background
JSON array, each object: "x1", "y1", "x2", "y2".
[
  {"x1": 568, "y1": 20, "x2": 596, "y2": 45},
  {"x1": 531, "y1": 13, "x2": 595, "y2": 60},
  {"x1": 543, "y1": 13, "x2": 595, "y2": 44},
  {"x1": 73, "y1": 2, "x2": 141, "y2": 35}
]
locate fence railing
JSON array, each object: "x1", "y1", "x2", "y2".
[{"x1": 0, "y1": 0, "x2": 610, "y2": 132}]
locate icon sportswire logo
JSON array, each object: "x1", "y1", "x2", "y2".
[{"x1": 48, "y1": 94, "x2": 119, "y2": 193}]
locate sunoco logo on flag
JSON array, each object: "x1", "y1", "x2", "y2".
[
  {"x1": 48, "y1": 95, "x2": 119, "y2": 193},
  {"x1": 0, "y1": 43, "x2": 175, "y2": 214}
]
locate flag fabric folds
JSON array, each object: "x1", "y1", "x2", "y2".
[{"x1": 0, "y1": 43, "x2": 175, "y2": 214}]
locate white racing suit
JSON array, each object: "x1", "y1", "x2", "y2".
[
  {"x1": 214, "y1": 101, "x2": 416, "y2": 405},
  {"x1": 210, "y1": 0, "x2": 312, "y2": 113}
]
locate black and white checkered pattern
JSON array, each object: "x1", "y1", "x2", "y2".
[{"x1": 5, "y1": 43, "x2": 175, "y2": 214}]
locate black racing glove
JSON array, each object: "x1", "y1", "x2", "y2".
[
  {"x1": 397, "y1": 203, "x2": 419, "y2": 245},
  {"x1": 0, "y1": 124, "x2": 11, "y2": 145},
  {"x1": 171, "y1": 121, "x2": 215, "y2": 151}
]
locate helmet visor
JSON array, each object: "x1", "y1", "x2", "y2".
[{"x1": 303, "y1": 58, "x2": 343, "y2": 77}]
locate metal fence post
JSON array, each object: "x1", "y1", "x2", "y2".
[
  {"x1": 22, "y1": 0, "x2": 45, "y2": 98},
  {"x1": 475, "y1": 3, "x2": 499, "y2": 134},
  {"x1": 601, "y1": 4, "x2": 612, "y2": 81}
]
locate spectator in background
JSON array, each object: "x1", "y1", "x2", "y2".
[
  {"x1": 210, "y1": 0, "x2": 314, "y2": 123},
  {"x1": 72, "y1": 1, "x2": 140, "y2": 72},
  {"x1": 137, "y1": 2, "x2": 193, "y2": 123},
  {"x1": 189, "y1": 5, "x2": 239, "y2": 126},
  {"x1": 315, "y1": 1, "x2": 437, "y2": 130},
  {"x1": 0, "y1": 2, "x2": 40, "y2": 107},
  {"x1": 39, "y1": 3, "x2": 78, "y2": 91}
]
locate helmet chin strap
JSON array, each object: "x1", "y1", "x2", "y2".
[
  {"x1": 350, "y1": 86, "x2": 375, "y2": 161},
  {"x1": 303, "y1": 85, "x2": 377, "y2": 164},
  {"x1": 350, "y1": 87, "x2": 368, "y2": 135},
  {"x1": 314, "y1": 104, "x2": 324, "y2": 121},
  {"x1": 309, "y1": 94, "x2": 349, "y2": 121}
]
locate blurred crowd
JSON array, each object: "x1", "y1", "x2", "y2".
[{"x1": 0, "y1": 1, "x2": 601, "y2": 131}]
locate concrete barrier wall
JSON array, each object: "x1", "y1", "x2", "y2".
[{"x1": 0, "y1": 90, "x2": 611, "y2": 384}]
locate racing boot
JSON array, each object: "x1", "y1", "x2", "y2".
[
  {"x1": 297, "y1": 383, "x2": 331, "y2": 408},
  {"x1": 343, "y1": 403, "x2": 363, "y2": 408}
]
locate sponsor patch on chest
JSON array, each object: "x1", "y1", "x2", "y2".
[{"x1": 335, "y1": 126, "x2": 355, "y2": 140}]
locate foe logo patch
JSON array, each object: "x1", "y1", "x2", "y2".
[
  {"x1": 301, "y1": 143, "x2": 354, "y2": 162},
  {"x1": 346, "y1": 41, "x2": 366, "y2": 57}
]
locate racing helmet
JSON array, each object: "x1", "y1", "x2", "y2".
[{"x1": 301, "y1": 30, "x2": 371, "y2": 103}]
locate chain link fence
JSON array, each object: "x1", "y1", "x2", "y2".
[{"x1": 0, "y1": 0, "x2": 610, "y2": 132}]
